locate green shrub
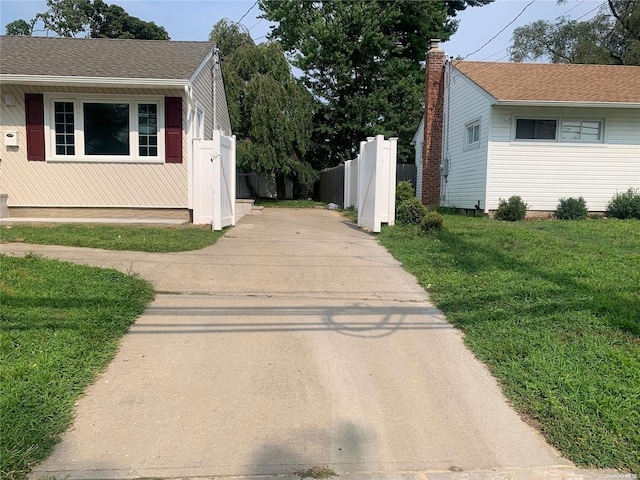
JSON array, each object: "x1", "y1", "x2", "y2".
[
  {"x1": 397, "y1": 198, "x2": 427, "y2": 225},
  {"x1": 421, "y1": 211, "x2": 444, "y2": 232},
  {"x1": 606, "y1": 188, "x2": 640, "y2": 219},
  {"x1": 494, "y1": 195, "x2": 528, "y2": 221},
  {"x1": 554, "y1": 197, "x2": 588, "y2": 220},
  {"x1": 396, "y1": 181, "x2": 415, "y2": 207},
  {"x1": 436, "y1": 207, "x2": 465, "y2": 216}
]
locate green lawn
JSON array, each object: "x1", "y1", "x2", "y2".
[
  {"x1": 379, "y1": 217, "x2": 639, "y2": 472},
  {"x1": 0, "y1": 254, "x2": 155, "y2": 479},
  {"x1": 0, "y1": 224, "x2": 225, "y2": 252}
]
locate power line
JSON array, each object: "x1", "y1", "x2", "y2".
[
  {"x1": 459, "y1": 0, "x2": 537, "y2": 61},
  {"x1": 236, "y1": 0, "x2": 258, "y2": 25},
  {"x1": 479, "y1": 47, "x2": 509, "y2": 61},
  {"x1": 573, "y1": 1, "x2": 607, "y2": 21},
  {"x1": 553, "y1": 0, "x2": 586, "y2": 21},
  {"x1": 248, "y1": 18, "x2": 263, "y2": 31}
]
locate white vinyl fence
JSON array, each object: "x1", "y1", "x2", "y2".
[
  {"x1": 344, "y1": 135, "x2": 398, "y2": 232},
  {"x1": 192, "y1": 130, "x2": 237, "y2": 230}
]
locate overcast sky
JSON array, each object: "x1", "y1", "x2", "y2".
[{"x1": 0, "y1": 0, "x2": 605, "y2": 61}]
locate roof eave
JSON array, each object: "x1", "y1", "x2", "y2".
[
  {"x1": 0, "y1": 74, "x2": 190, "y2": 88},
  {"x1": 496, "y1": 100, "x2": 640, "y2": 109}
]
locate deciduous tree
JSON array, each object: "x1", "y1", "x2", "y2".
[
  {"x1": 212, "y1": 21, "x2": 315, "y2": 198},
  {"x1": 4, "y1": 0, "x2": 169, "y2": 40},
  {"x1": 509, "y1": 0, "x2": 640, "y2": 65}
]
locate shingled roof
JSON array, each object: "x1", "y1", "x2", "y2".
[
  {"x1": 454, "y1": 61, "x2": 640, "y2": 105},
  {"x1": 0, "y1": 36, "x2": 214, "y2": 80}
]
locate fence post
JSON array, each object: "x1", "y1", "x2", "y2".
[
  {"x1": 388, "y1": 137, "x2": 398, "y2": 226},
  {"x1": 211, "y1": 129, "x2": 221, "y2": 231}
]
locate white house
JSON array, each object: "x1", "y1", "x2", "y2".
[
  {"x1": 0, "y1": 35, "x2": 232, "y2": 221},
  {"x1": 419, "y1": 40, "x2": 640, "y2": 213},
  {"x1": 411, "y1": 116, "x2": 424, "y2": 201}
]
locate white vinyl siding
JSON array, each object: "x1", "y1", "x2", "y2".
[
  {"x1": 465, "y1": 121, "x2": 480, "y2": 148},
  {"x1": 487, "y1": 105, "x2": 640, "y2": 211},
  {"x1": 412, "y1": 116, "x2": 424, "y2": 200},
  {"x1": 190, "y1": 54, "x2": 232, "y2": 139},
  {"x1": 0, "y1": 84, "x2": 188, "y2": 208},
  {"x1": 441, "y1": 67, "x2": 492, "y2": 209}
]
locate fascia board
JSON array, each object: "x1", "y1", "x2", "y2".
[
  {"x1": 496, "y1": 100, "x2": 640, "y2": 109},
  {"x1": 0, "y1": 74, "x2": 189, "y2": 88}
]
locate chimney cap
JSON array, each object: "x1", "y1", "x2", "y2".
[{"x1": 429, "y1": 39, "x2": 442, "y2": 50}]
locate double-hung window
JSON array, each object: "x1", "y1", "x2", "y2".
[
  {"x1": 465, "y1": 121, "x2": 481, "y2": 148},
  {"x1": 46, "y1": 94, "x2": 164, "y2": 163}
]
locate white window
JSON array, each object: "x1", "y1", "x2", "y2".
[
  {"x1": 45, "y1": 94, "x2": 165, "y2": 163},
  {"x1": 515, "y1": 119, "x2": 557, "y2": 140},
  {"x1": 560, "y1": 120, "x2": 603, "y2": 142},
  {"x1": 515, "y1": 118, "x2": 604, "y2": 143},
  {"x1": 465, "y1": 121, "x2": 480, "y2": 148}
]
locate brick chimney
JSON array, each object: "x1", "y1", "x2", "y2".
[{"x1": 422, "y1": 39, "x2": 446, "y2": 208}]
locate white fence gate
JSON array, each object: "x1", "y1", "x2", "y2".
[
  {"x1": 192, "y1": 130, "x2": 237, "y2": 230},
  {"x1": 344, "y1": 135, "x2": 398, "y2": 233}
]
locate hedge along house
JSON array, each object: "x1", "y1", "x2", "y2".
[
  {"x1": 0, "y1": 35, "x2": 231, "y2": 221},
  {"x1": 420, "y1": 40, "x2": 640, "y2": 214}
]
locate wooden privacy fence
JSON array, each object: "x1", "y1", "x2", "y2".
[
  {"x1": 397, "y1": 163, "x2": 417, "y2": 189},
  {"x1": 317, "y1": 164, "x2": 345, "y2": 206},
  {"x1": 318, "y1": 161, "x2": 416, "y2": 208}
]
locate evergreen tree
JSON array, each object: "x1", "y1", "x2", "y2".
[{"x1": 259, "y1": 0, "x2": 494, "y2": 167}]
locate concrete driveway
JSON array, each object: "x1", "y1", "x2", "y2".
[{"x1": 3, "y1": 209, "x2": 603, "y2": 479}]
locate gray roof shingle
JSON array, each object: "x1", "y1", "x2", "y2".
[{"x1": 0, "y1": 35, "x2": 214, "y2": 80}]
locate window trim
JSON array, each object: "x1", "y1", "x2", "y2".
[
  {"x1": 514, "y1": 118, "x2": 558, "y2": 141},
  {"x1": 559, "y1": 118, "x2": 604, "y2": 143},
  {"x1": 513, "y1": 116, "x2": 605, "y2": 144},
  {"x1": 44, "y1": 93, "x2": 165, "y2": 163},
  {"x1": 464, "y1": 119, "x2": 481, "y2": 149}
]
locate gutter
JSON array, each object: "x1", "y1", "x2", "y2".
[
  {"x1": 0, "y1": 74, "x2": 189, "y2": 88},
  {"x1": 496, "y1": 100, "x2": 640, "y2": 109}
]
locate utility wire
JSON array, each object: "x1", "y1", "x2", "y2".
[
  {"x1": 553, "y1": 0, "x2": 586, "y2": 21},
  {"x1": 248, "y1": 18, "x2": 263, "y2": 31},
  {"x1": 458, "y1": 0, "x2": 537, "y2": 61},
  {"x1": 471, "y1": 0, "x2": 606, "y2": 63},
  {"x1": 573, "y1": 1, "x2": 607, "y2": 21},
  {"x1": 236, "y1": 0, "x2": 258, "y2": 25},
  {"x1": 479, "y1": 47, "x2": 509, "y2": 61}
]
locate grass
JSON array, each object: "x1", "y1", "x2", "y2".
[
  {"x1": 0, "y1": 253, "x2": 155, "y2": 479},
  {"x1": 0, "y1": 224, "x2": 225, "y2": 252},
  {"x1": 256, "y1": 199, "x2": 326, "y2": 208},
  {"x1": 295, "y1": 466, "x2": 337, "y2": 479},
  {"x1": 378, "y1": 217, "x2": 640, "y2": 472}
]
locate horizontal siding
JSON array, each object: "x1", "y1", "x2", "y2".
[
  {"x1": 413, "y1": 117, "x2": 424, "y2": 199},
  {"x1": 442, "y1": 69, "x2": 491, "y2": 209},
  {"x1": 488, "y1": 105, "x2": 640, "y2": 211},
  {"x1": 191, "y1": 54, "x2": 231, "y2": 138},
  {"x1": 0, "y1": 84, "x2": 188, "y2": 208},
  {"x1": 191, "y1": 56, "x2": 214, "y2": 141}
]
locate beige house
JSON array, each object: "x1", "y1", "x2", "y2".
[
  {"x1": 420, "y1": 41, "x2": 640, "y2": 213},
  {"x1": 0, "y1": 35, "x2": 231, "y2": 220}
]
